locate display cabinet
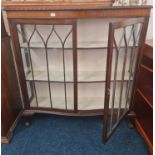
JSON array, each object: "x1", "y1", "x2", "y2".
[{"x1": 2, "y1": 1, "x2": 152, "y2": 143}]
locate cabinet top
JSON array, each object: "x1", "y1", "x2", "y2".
[{"x1": 2, "y1": 1, "x2": 152, "y2": 11}]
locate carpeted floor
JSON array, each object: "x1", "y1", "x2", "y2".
[{"x1": 1, "y1": 114, "x2": 149, "y2": 155}]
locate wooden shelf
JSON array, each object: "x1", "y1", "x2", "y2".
[
  {"x1": 140, "y1": 64, "x2": 153, "y2": 73},
  {"x1": 135, "y1": 119, "x2": 153, "y2": 154},
  {"x1": 137, "y1": 64, "x2": 153, "y2": 109},
  {"x1": 25, "y1": 70, "x2": 132, "y2": 82},
  {"x1": 20, "y1": 41, "x2": 108, "y2": 49},
  {"x1": 20, "y1": 41, "x2": 135, "y2": 50},
  {"x1": 137, "y1": 88, "x2": 152, "y2": 109}
]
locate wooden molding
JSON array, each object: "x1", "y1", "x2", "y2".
[
  {"x1": 2, "y1": 2, "x2": 152, "y2": 11},
  {"x1": 2, "y1": 1, "x2": 113, "y2": 11},
  {"x1": 6, "y1": 9, "x2": 151, "y2": 19}
]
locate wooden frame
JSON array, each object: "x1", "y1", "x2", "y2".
[{"x1": 4, "y1": 8, "x2": 151, "y2": 19}]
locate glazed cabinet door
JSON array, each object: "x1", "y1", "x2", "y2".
[
  {"x1": 103, "y1": 17, "x2": 149, "y2": 142},
  {"x1": 9, "y1": 19, "x2": 77, "y2": 112}
]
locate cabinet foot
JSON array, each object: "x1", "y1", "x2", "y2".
[
  {"x1": 127, "y1": 111, "x2": 136, "y2": 129},
  {"x1": 23, "y1": 113, "x2": 32, "y2": 127},
  {"x1": 128, "y1": 120, "x2": 134, "y2": 129},
  {"x1": 24, "y1": 121, "x2": 30, "y2": 127}
]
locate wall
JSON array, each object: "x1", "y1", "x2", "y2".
[{"x1": 146, "y1": 0, "x2": 153, "y2": 40}]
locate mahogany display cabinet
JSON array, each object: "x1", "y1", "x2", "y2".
[{"x1": 2, "y1": 1, "x2": 152, "y2": 143}]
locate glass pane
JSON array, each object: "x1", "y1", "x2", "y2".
[
  {"x1": 34, "y1": 82, "x2": 51, "y2": 108},
  {"x1": 50, "y1": 83, "x2": 74, "y2": 110},
  {"x1": 17, "y1": 23, "x2": 74, "y2": 110},
  {"x1": 78, "y1": 49, "x2": 107, "y2": 82},
  {"x1": 48, "y1": 49, "x2": 73, "y2": 82},
  {"x1": 78, "y1": 83, "x2": 105, "y2": 110}
]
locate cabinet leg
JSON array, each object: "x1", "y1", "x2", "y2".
[
  {"x1": 127, "y1": 119, "x2": 134, "y2": 129},
  {"x1": 23, "y1": 114, "x2": 32, "y2": 127},
  {"x1": 126, "y1": 111, "x2": 136, "y2": 129}
]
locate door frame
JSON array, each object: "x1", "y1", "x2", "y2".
[{"x1": 103, "y1": 17, "x2": 150, "y2": 143}]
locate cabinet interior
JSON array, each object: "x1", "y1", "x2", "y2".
[{"x1": 17, "y1": 18, "x2": 141, "y2": 112}]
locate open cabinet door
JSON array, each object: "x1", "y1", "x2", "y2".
[{"x1": 103, "y1": 17, "x2": 149, "y2": 143}]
